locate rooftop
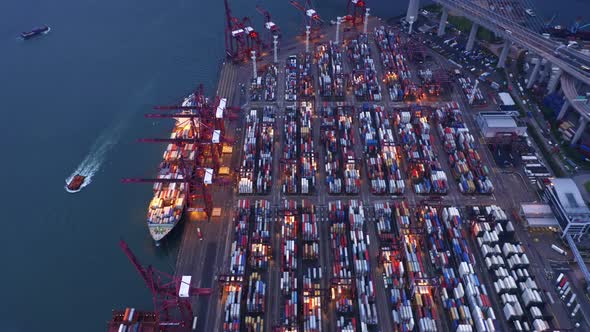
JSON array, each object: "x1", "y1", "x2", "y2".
[
  {"x1": 551, "y1": 178, "x2": 590, "y2": 218},
  {"x1": 498, "y1": 92, "x2": 515, "y2": 106},
  {"x1": 478, "y1": 112, "x2": 521, "y2": 128}
]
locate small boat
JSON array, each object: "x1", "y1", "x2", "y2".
[
  {"x1": 525, "y1": 9, "x2": 535, "y2": 17},
  {"x1": 67, "y1": 175, "x2": 86, "y2": 191},
  {"x1": 21, "y1": 25, "x2": 50, "y2": 39}
]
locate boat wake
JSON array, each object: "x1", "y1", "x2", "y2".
[
  {"x1": 65, "y1": 130, "x2": 120, "y2": 193},
  {"x1": 64, "y1": 79, "x2": 157, "y2": 193}
]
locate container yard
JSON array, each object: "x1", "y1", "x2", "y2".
[
  {"x1": 250, "y1": 64, "x2": 278, "y2": 101},
  {"x1": 239, "y1": 108, "x2": 275, "y2": 195},
  {"x1": 373, "y1": 26, "x2": 409, "y2": 101},
  {"x1": 435, "y1": 103, "x2": 495, "y2": 195},
  {"x1": 115, "y1": 7, "x2": 583, "y2": 332},
  {"x1": 316, "y1": 42, "x2": 347, "y2": 100},
  {"x1": 347, "y1": 34, "x2": 382, "y2": 101},
  {"x1": 394, "y1": 108, "x2": 449, "y2": 195}
]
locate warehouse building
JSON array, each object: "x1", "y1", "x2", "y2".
[
  {"x1": 519, "y1": 203, "x2": 559, "y2": 232},
  {"x1": 476, "y1": 112, "x2": 527, "y2": 139},
  {"x1": 543, "y1": 178, "x2": 590, "y2": 241}
]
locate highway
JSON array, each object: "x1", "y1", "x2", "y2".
[{"x1": 434, "y1": 0, "x2": 590, "y2": 86}]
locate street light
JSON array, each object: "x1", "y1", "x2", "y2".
[{"x1": 408, "y1": 15, "x2": 415, "y2": 35}]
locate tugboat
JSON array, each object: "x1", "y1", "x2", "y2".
[
  {"x1": 66, "y1": 175, "x2": 86, "y2": 192},
  {"x1": 21, "y1": 25, "x2": 50, "y2": 40}
]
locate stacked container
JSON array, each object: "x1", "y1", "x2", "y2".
[
  {"x1": 435, "y1": 104, "x2": 494, "y2": 194},
  {"x1": 347, "y1": 33, "x2": 382, "y2": 101},
  {"x1": 394, "y1": 109, "x2": 448, "y2": 195},
  {"x1": 316, "y1": 42, "x2": 346, "y2": 100},
  {"x1": 223, "y1": 200, "x2": 251, "y2": 332},
  {"x1": 299, "y1": 102, "x2": 316, "y2": 195},
  {"x1": 285, "y1": 55, "x2": 298, "y2": 101},
  {"x1": 373, "y1": 26, "x2": 408, "y2": 101},
  {"x1": 299, "y1": 53, "x2": 315, "y2": 100},
  {"x1": 239, "y1": 110, "x2": 259, "y2": 194},
  {"x1": 328, "y1": 201, "x2": 355, "y2": 327},
  {"x1": 283, "y1": 105, "x2": 299, "y2": 194}
]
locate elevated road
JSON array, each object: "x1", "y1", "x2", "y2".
[
  {"x1": 433, "y1": 0, "x2": 590, "y2": 86},
  {"x1": 561, "y1": 74, "x2": 590, "y2": 121}
]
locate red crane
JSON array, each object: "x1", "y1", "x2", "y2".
[
  {"x1": 255, "y1": 5, "x2": 281, "y2": 49},
  {"x1": 224, "y1": 0, "x2": 249, "y2": 61},
  {"x1": 113, "y1": 240, "x2": 212, "y2": 331},
  {"x1": 345, "y1": 0, "x2": 367, "y2": 26},
  {"x1": 289, "y1": 0, "x2": 323, "y2": 36},
  {"x1": 124, "y1": 87, "x2": 228, "y2": 220},
  {"x1": 241, "y1": 16, "x2": 263, "y2": 56}
]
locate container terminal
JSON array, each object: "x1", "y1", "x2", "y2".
[{"x1": 109, "y1": 1, "x2": 590, "y2": 331}]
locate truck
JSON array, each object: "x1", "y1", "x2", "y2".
[{"x1": 551, "y1": 244, "x2": 567, "y2": 256}]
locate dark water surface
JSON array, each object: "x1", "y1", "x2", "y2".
[{"x1": 0, "y1": 0, "x2": 583, "y2": 330}]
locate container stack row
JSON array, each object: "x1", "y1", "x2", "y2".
[
  {"x1": 316, "y1": 42, "x2": 346, "y2": 100},
  {"x1": 286, "y1": 55, "x2": 298, "y2": 102},
  {"x1": 347, "y1": 33, "x2": 382, "y2": 101},
  {"x1": 239, "y1": 108, "x2": 274, "y2": 194},
  {"x1": 373, "y1": 26, "x2": 407, "y2": 101},
  {"x1": 375, "y1": 201, "x2": 416, "y2": 331},
  {"x1": 394, "y1": 109, "x2": 448, "y2": 194},
  {"x1": 280, "y1": 200, "x2": 299, "y2": 330},
  {"x1": 400, "y1": 213, "x2": 440, "y2": 332},
  {"x1": 283, "y1": 105, "x2": 299, "y2": 194},
  {"x1": 376, "y1": 107, "x2": 405, "y2": 194},
  {"x1": 250, "y1": 64, "x2": 277, "y2": 101},
  {"x1": 439, "y1": 206, "x2": 498, "y2": 332},
  {"x1": 223, "y1": 200, "x2": 251, "y2": 332},
  {"x1": 435, "y1": 104, "x2": 494, "y2": 194},
  {"x1": 250, "y1": 200, "x2": 272, "y2": 270},
  {"x1": 299, "y1": 53, "x2": 315, "y2": 100},
  {"x1": 299, "y1": 102, "x2": 317, "y2": 195},
  {"x1": 320, "y1": 106, "x2": 354, "y2": 194},
  {"x1": 469, "y1": 205, "x2": 552, "y2": 332},
  {"x1": 239, "y1": 110, "x2": 259, "y2": 194},
  {"x1": 359, "y1": 106, "x2": 387, "y2": 194},
  {"x1": 328, "y1": 201, "x2": 357, "y2": 331},
  {"x1": 349, "y1": 200, "x2": 379, "y2": 327}
]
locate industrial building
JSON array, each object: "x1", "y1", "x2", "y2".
[
  {"x1": 476, "y1": 112, "x2": 527, "y2": 138},
  {"x1": 519, "y1": 203, "x2": 559, "y2": 231},
  {"x1": 543, "y1": 178, "x2": 590, "y2": 240}
]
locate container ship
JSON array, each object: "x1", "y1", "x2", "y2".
[{"x1": 147, "y1": 95, "x2": 198, "y2": 242}]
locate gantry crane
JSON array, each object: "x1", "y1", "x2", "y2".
[
  {"x1": 224, "y1": 0, "x2": 249, "y2": 61},
  {"x1": 123, "y1": 87, "x2": 231, "y2": 220},
  {"x1": 108, "y1": 240, "x2": 213, "y2": 331},
  {"x1": 256, "y1": 5, "x2": 281, "y2": 49},
  {"x1": 242, "y1": 16, "x2": 263, "y2": 56},
  {"x1": 344, "y1": 0, "x2": 367, "y2": 27},
  {"x1": 289, "y1": 0, "x2": 323, "y2": 37}
]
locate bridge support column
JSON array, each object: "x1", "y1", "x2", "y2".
[
  {"x1": 497, "y1": 40, "x2": 512, "y2": 68},
  {"x1": 557, "y1": 100, "x2": 570, "y2": 121},
  {"x1": 547, "y1": 66, "x2": 562, "y2": 94},
  {"x1": 437, "y1": 7, "x2": 448, "y2": 37},
  {"x1": 466, "y1": 23, "x2": 479, "y2": 52},
  {"x1": 526, "y1": 58, "x2": 542, "y2": 89},
  {"x1": 406, "y1": 0, "x2": 420, "y2": 24},
  {"x1": 572, "y1": 117, "x2": 588, "y2": 145}
]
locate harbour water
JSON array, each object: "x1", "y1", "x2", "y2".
[{"x1": 0, "y1": 0, "x2": 583, "y2": 330}]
